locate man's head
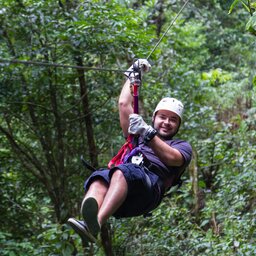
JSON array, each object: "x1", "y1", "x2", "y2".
[{"x1": 152, "y1": 97, "x2": 184, "y2": 139}]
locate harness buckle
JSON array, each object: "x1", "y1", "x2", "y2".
[{"x1": 131, "y1": 154, "x2": 144, "y2": 166}]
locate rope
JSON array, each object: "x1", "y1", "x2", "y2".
[{"x1": 146, "y1": 0, "x2": 190, "y2": 60}]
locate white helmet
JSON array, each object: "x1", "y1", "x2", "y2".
[{"x1": 153, "y1": 97, "x2": 184, "y2": 119}]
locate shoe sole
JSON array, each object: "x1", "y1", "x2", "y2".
[
  {"x1": 67, "y1": 218, "x2": 97, "y2": 244},
  {"x1": 81, "y1": 197, "x2": 100, "y2": 236}
]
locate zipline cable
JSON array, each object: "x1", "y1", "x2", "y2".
[
  {"x1": 0, "y1": 58, "x2": 125, "y2": 73},
  {"x1": 146, "y1": 0, "x2": 190, "y2": 60}
]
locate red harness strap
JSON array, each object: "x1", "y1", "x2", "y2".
[{"x1": 107, "y1": 135, "x2": 134, "y2": 169}]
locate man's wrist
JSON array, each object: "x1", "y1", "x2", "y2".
[{"x1": 143, "y1": 126, "x2": 157, "y2": 144}]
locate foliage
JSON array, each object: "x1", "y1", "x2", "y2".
[
  {"x1": 110, "y1": 117, "x2": 256, "y2": 255},
  {"x1": 229, "y1": 0, "x2": 256, "y2": 35},
  {"x1": 0, "y1": 0, "x2": 255, "y2": 255}
]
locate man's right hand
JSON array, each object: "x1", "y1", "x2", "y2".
[{"x1": 124, "y1": 59, "x2": 151, "y2": 78}]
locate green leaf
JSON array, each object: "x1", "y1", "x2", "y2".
[
  {"x1": 229, "y1": 0, "x2": 241, "y2": 14},
  {"x1": 246, "y1": 12, "x2": 256, "y2": 35},
  {"x1": 253, "y1": 75, "x2": 256, "y2": 87},
  {"x1": 229, "y1": 0, "x2": 251, "y2": 14},
  {"x1": 241, "y1": 1, "x2": 251, "y2": 13}
]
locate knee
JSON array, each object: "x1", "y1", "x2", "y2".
[
  {"x1": 112, "y1": 169, "x2": 125, "y2": 181},
  {"x1": 94, "y1": 178, "x2": 108, "y2": 187},
  {"x1": 89, "y1": 178, "x2": 108, "y2": 192}
]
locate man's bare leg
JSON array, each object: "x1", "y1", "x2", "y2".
[
  {"x1": 97, "y1": 169, "x2": 128, "y2": 226},
  {"x1": 84, "y1": 178, "x2": 109, "y2": 208}
]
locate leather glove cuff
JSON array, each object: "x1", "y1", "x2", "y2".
[{"x1": 143, "y1": 126, "x2": 157, "y2": 145}]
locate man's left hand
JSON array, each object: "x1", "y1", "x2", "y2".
[
  {"x1": 129, "y1": 114, "x2": 158, "y2": 143},
  {"x1": 128, "y1": 114, "x2": 149, "y2": 137}
]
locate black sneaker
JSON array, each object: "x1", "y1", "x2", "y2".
[
  {"x1": 80, "y1": 197, "x2": 101, "y2": 236},
  {"x1": 67, "y1": 217, "x2": 97, "y2": 243}
]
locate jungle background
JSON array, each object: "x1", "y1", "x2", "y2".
[{"x1": 0, "y1": 0, "x2": 255, "y2": 255}]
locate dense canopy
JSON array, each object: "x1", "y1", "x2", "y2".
[{"x1": 0, "y1": 0, "x2": 255, "y2": 255}]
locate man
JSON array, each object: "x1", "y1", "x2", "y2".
[{"x1": 68, "y1": 59, "x2": 192, "y2": 243}]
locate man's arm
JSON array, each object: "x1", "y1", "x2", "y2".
[
  {"x1": 118, "y1": 79, "x2": 133, "y2": 138},
  {"x1": 119, "y1": 59, "x2": 151, "y2": 138},
  {"x1": 128, "y1": 114, "x2": 185, "y2": 167},
  {"x1": 148, "y1": 136, "x2": 184, "y2": 167}
]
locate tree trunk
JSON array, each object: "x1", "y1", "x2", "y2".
[
  {"x1": 155, "y1": 0, "x2": 165, "y2": 38},
  {"x1": 74, "y1": 56, "x2": 99, "y2": 168},
  {"x1": 189, "y1": 149, "x2": 205, "y2": 215},
  {"x1": 74, "y1": 55, "x2": 114, "y2": 255},
  {"x1": 1, "y1": 23, "x2": 71, "y2": 223}
]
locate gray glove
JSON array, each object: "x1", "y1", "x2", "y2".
[
  {"x1": 124, "y1": 59, "x2": 151, "y2": 78},
  {"x1": 128, "y1": 114, "x2": 157, "y2": 144}
]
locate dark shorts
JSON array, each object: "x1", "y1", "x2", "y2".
[{"x1": 83, "y1": 163, "x2": 165, "y2": 218}]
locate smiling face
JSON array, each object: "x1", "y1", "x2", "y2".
[{"x1": 153, "y1": 110, "x2": 181, "y2": 139}]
